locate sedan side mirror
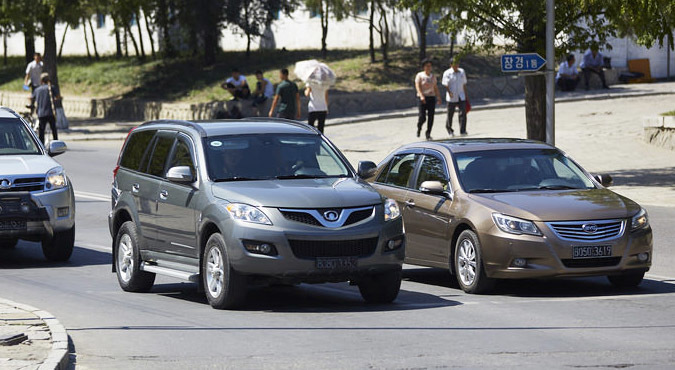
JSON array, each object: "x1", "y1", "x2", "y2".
[
  {"x1": 48, "y1": 141, "x2": 67, "y2": 157},
  {"x1": 593, "y1": 174, "x2": 613, "y2": 187},
  {"x1": 357, "y1": 161, "x2": 377, "y2": 178},
  {"x1": 419, "y1": 181, "x2": 447, "y2": 196},
  {"x1": 166, "y1": 166, "x2": 195, "y2": 184}
]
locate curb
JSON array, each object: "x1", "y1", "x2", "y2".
[{"x1": 0, "y1": 298, "x2": 69, "y2": 370}]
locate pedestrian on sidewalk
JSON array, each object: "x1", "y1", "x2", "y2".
[
  {"x1": 580, "y1": 45, "x2": 609, "y2": 90},
  {"x1": 414, "y1": 58, "x2": 441, "y2": 140},
  {"x1": 269, "y1": 68, "x2": 301, "y2": 120},
  {"x1": 305, "y1": 82, "x2": 329, "y2": 133},
  {"x1": 24, "y1": 53, "x2": 43, "y2": 93},
  {"x1": 222, "y1": 68, "x2": 250, "y2": 100},
  {"x1": 442, "y1": 57, "x2": 469, "y2": 136},
  {"x1": 31, "y1": 73, "x2": 61, "y2": 144},
  {"x1": 556, "y1": 54, "x2": 580, "y2": 91}
]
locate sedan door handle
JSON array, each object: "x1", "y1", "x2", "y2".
[
  {"x1": 405, "y1": 199, "x2": 416, "y2": 207},
  {"x1": 131, "y1": 183, "x2": 140, "y2": 193},
  {"x1": 159, "y1": 190, "x2": 168, "y2": 200}
]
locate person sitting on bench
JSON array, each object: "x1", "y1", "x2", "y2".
[
  {"x1": 580, "y1": 45, "x2": 609, "y2": 90},
  {"x1": 556, "y1": 54, "x2": 580, "y2": 92}
]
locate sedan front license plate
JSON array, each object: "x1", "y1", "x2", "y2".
[
  {"x1": 316, "y1": 257, "x2": 358, "y2": 270},
  {"x1": 573, "y1": 245, "x2": 612, "y2": 259},
  {"x1": 0, "y1": 219, "x2": 27, "y2": 231}
]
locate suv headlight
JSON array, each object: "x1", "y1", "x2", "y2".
[
  {"x1": 492, "y1": 213, "x2": 542, "y2": 236},
  {"x1": 384, "y1": 198, "x2": 401, "y2": 222},
  {"x1": 45, "y1": 167, "x2": 67, "y2": 191},
  {"x1": 225, "y1": 203, "x2": 272, "y2": 225},
  {"x1": 631, "y1": 208, "x2": 649, "y2": 231}
]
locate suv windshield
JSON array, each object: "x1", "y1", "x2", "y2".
[
  {"x1": 0, "y1": 118, "x2": 41, "y2": 155},
  {"x1": 204, "y1": 134, "x2": 351, "y2": 181},
  {"x1": 454, "y1": 148, "x2": 596, "y2": 193}
]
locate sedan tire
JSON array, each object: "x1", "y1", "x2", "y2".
[
  {"x1": 454, "y1": 229, "x2": 495, "y2": 294},
  {"x1": 42, "y1": 226, "x2": 75, "y2": 262},
  {"x1": 607, "y1": 271, "x2": 645, "y2": 288},
  {"x1": 115, "y1": 222, "x2": 155, "y2": 292},
  {"x1": 202, "y1": 233, "x2": 247, "y2": 310},
  {"x1": 358, "y1": 268, "x2": 402, "y2": 304}
]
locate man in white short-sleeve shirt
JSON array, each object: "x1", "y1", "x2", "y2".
[
  {"x1": 24, "y1": 53, "x2": 43, "y2": 92},
  {"x1": 442, "y1": 57, "x2": 469, "y2": 136},
  {"x1": 556, "y1": 54, "x2": 580, "y2": 91},
  {"x1": 221, "y1": 68, "x2": 250, "y2": 100}
]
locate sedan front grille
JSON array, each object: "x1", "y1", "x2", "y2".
[
  {"x1": 289, "y1": 238, "x2": 379, "y2": 259},
  {"x1": 562, "y1": 257, "x2": 621, "y2": 268},
  {"x1": 547, "y1": 220, "x2": 625, "y2": 241}
]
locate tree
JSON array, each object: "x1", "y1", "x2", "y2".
[
  {"x1": 305, "y1": 0, "x2": 350, "y2": 58},
  {"x1": 226, "y1": 0, "x2": 297, "y2": 57},
  {"x1": 606, "y1": 0, "x2": 674, "y2": 50},
  {"x1": 398, "y1": 0, "x2": 449, "y2": 61},
  {"x1": 436, "y1": 0, "x2": 616, "y2": 141}
]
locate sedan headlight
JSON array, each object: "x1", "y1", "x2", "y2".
[
  {"x1": 45, "y1": 167, "x2": 67, "y2": 191},
  {"x1": 225, "y1": 203, "x2": 272, "y2": 225},
  {"x1": 631, "y1": 208, "x2": 649, "y2": 231},
  {"x1": 383, "y1": 198, "x2": 401, "y2": 222},
  {"x1": 492, "y1": 213, "x2": 542, "y2": 236}
]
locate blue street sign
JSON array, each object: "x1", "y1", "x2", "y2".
[{"x1": 501, "y1": 53, "x2": 546, "y2": 72}]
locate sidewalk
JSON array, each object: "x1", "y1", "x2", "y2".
[
  {"x1": 0, "y1": 298, "x2": 69, "y2": 370},
  {"x1": 57, "y1": 81, "x2": 675, "y2": 141}
]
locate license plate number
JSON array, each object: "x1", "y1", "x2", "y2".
[
  {"x1": 0, "y1": 219, "x2": 27, "y2": 231},
  {"x1": 316, "y1": 257, "x2": 358, "y2": 270},
  {"x1": 573, "y1": 245, "x2": 612, "y2": 259}
]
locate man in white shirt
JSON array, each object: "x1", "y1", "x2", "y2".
[
  {"x1": 556, "y1": 54, "x2": 580, "y2": 91},
  {"x1": 221, "y1": 68, "x2": 250, "y2": 100},
  {"x1": 442, "y1": 57, "x2": 468, "y2": 136},
  {"x1": 24, "y1": 53, "x2": 43, "y2": 92},
  {"x1": 580, "y1": 45, "x2": 608, "y2": 90}
]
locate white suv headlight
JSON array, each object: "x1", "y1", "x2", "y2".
[
  {"x1": 225, "y1": 203, "x2": 272, "y2": 225},
  {"x1": 492, "y1": 213, "x2": 542, "y2": 236},
  {"x1": 383, "y1": 198, "x2": 401, "y2": 222},
  {"x1": 45, "y1": 167, "x2": 67, "y2": 191},
  {"x1": 631, "y1": 208, "x2": 649, "y2": 231}
]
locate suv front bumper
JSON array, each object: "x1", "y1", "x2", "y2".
[{"x1": 0, "y1": 188, "x2": 75, "y2": 241}]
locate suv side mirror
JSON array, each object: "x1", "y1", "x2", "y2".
[
  {"x1": 48, "y1": 141, "x2": 67, "y2": 157},
  {"x1": 357, "y1": 161, "x2": 377, "y2": 178},
  {"x1": 419, "y1": 181, "x2": 447, "y2": 196},
  {"x1": 166, "y1": 166, "x2": 195, "y2": 184},
  {"x1": 593, "y1": 174, "x2": 613, "y2": 187}
]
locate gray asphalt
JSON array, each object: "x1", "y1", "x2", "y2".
[{"x1": 1, "y1": 140, "x2": 675, "y2": 369}]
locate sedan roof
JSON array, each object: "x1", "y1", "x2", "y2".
[{"x1": 413, "y1": 138, "x2": 554, "y2": 154}]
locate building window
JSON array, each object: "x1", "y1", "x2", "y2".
[
  {"x1": 97, "y1": 14, "x2": 106, "y2": 28},
  {"x1": 130, "y1": 13, "x2": 137, "y2": 26}
]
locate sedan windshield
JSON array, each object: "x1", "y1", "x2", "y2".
[
  {"x1": 204, "y1": 134, "x2": 351, "y2": 181},
  {"x1": 0, "y1": 118, "x2": 41, "y2": 155},
  {"x1": 454, "y1": 149, "x2": 596, "y2": 193}
]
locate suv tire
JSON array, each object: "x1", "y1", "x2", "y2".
[
  {"x1": 358, "y1": 268, "x2": 402, "y2": 304},
  {"x1": 0, "y1": 238, "x2": 18, "y2": 249},
  {"x1": 607, "y1": 271, "x2": 645, "y2": 288},
  {"x1": 42, "y1": 226, "x2": 75, "y2": 262},
  {"x1": 454, "y1": 229, "x2": 495, "y2": 294},
  {"x1": 202, "y1": 233, "x2": 247, "y2": 309},
  {"x1": 115, "y1": 222, "x2": 155, "y2": 292}
]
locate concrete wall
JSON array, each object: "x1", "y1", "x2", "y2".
[
  {"x1": 601, "y1": 34, "x2": 675, "y2": 79},
  {"x1": 644, "y1": 116, "x2": 675, "y2": 151}
]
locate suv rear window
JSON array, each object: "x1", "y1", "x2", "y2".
[
  {"x1": 148, "y1": 136, "x2": 176, "y2": 177},
  {"x1": 120, "y1": 130, "x2": 155, "y2": 171}
]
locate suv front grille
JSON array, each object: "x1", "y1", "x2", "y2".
[
  {"x1": 280, "y1": 206, "x2": 375, "y2": 228},
  {"x1": 0, "y1": 177, "x2": 44, "y2": 193},
  {"x1": 562, "y1": 257, "x2": 621, "y2": 268},
  {"x1": 547, "y1": 220, "x2": 625, "y2": 241},
  {"x1": 289, "y1": 238, "x2": 379, "y2": 259},
  {"x1": 280, "y1": 211, "x2": 322, "y2": 226}
]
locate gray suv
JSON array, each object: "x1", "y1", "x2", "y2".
[{"x1": 109, "y1": 119, "x2": 404, "y2": 309}]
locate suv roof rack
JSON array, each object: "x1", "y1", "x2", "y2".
[{"x1": 138, "y1": 117, "x2": 320, "y2": 136}]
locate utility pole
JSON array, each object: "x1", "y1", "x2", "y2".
[{"x1": 545, "y1": 0, "x2": 555, "y2": 145}]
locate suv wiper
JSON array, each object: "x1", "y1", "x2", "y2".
[
  {"x1": 468, "y1": 189, "x2": 514, "y2": 194},
  {"x1": 214, "y1": 177, "x2": 268, "y2": 182},
  {"x1": 274, "y1": 174, "x2": 349, "y2": 180}
]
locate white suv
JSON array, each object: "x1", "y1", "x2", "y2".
[{"x1": 0, "y1": 107, "x2": 75, "y2": 261}]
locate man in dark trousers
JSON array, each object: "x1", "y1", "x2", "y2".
[
  {"x1": 414, "y1": 59, "x2": 441, "y2": 140},
  {"x1": 31, "y1": 73, "x2": 61, "y2": 144},
  {"x1": 580, "y1": 45, "x2": 609, "y2": 90},
  {"x1": 268, "y1": 69, "x2": 301, "y2": 120}
]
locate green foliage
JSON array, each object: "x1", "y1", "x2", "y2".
[{"x1": 607, "y1": 0, "x2": 675, "y2": 50}]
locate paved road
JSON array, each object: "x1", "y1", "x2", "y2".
[{"x1": 2, "y1": 96, "x2": 675, "y2": 369}]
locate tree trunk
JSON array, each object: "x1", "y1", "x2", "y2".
[
  {"x1": 58, "y1": 24, "x2": 69, "y2": 59},
  {"x1": 524, "y1": 74, "x2": 547, "y2": 141},
  {"x1": 246, "y1": 34, "x2": 251, "y2": 58},
  {"x1": 43, "y1": 15, "x2": 59, "y2": 86},
  {"x1": 123, "y1": 26, "x2": 129, "y2": 57},
  {"x1": 144, "y1": 12, "x2": 156, "y2": 59},
  {"x1": 113, "y1": 15, "x2": 122, "y2": 58},
  {"x1": 419, "y1": 13, "x2": 429, "y2": 61},
  {"x1": 378, "y1": 3, "x2": 390, "y2": 65},
  {"x1": 135, "y1": 11, "x2": 146, "y2": 59},
  {"x1": 449, "y1": 31, "x2": 456, "y2": 57},
  {"x1": 24, "y1": 28, "x2": 36, "y2": 65},
  {"x1": 201, "y1": 0, "x2": 218, "y2": 66},
  {"x1": 369, "y1": 1, "x2": 375, "y2": 63},
  {"x1": 125, "y1": 25, "x2": 141, "y2": 58},
  {"x1": 156, "y1": 0, "x2": 175, "y2": 58},
  {"x1": 82, "y1": 18, "x2": 92, "y2": 59},
  {"x1": 3, "y1": 31, "x2": 7, "y2": 66},
  {"x1": 87, "y1": 17, "x2": 100, "y2": 60},
  {"x1": 320, "y1": 1, "x2": 329, "y2": 59}
]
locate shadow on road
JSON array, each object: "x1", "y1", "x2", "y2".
[
  {"x1": 0, "y1": 241, "x2": 110, "y2": 269},
  {"x1": 151, "y1": 281, "x2": 460, "y2": 313},
  {"x1": 610, "y1": 167, "x2": 675, "y2": 188}
]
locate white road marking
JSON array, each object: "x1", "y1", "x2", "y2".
[{"x1": 75, "y1": 191, "x2": 110, "y2": 202}]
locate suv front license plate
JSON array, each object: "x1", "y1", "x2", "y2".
[
  {"x1": 316, "y1": 257, "x2": 358, "y2": 270},
  {"x1": 0, "y1": 219, "x2": 27, "y2": 231},
  {"x1": 573, "y1": 245, "x2": 612, "y2": 259}
]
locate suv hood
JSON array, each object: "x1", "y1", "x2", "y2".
[
  {"x1": 0, "y1": 155, "x2": 58, "y2": 176},
  {"x1": 211, "y1": 177, "x2": 383, "y2": 208},
  {"x1": 468, "y1": 189, "x2": 641, "y2": 221}
]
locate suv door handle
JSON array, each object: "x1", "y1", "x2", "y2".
[
  {"x1": 131, "y1": 183, "x2": 140, "y2": 193},
  {"x1": 405, "y1": 199, "x2": 415, "y2": 207},
  {"x1": 159, "y1": 190, "x2": 168, "y2": 200}
]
